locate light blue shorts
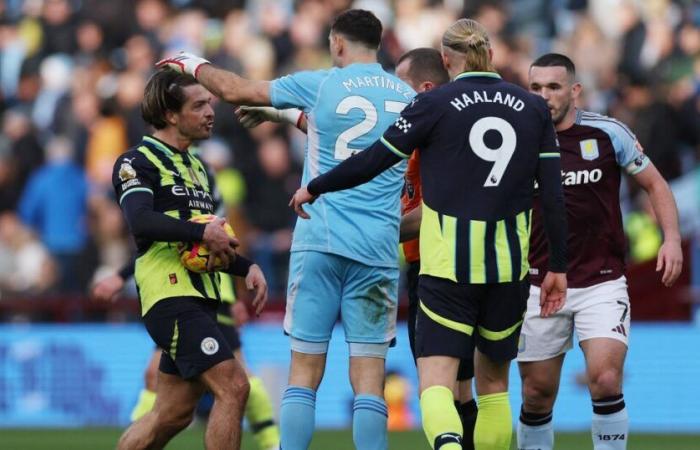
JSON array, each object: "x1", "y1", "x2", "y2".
[{"x1": 283, "y1": 251, "x2": 398, "y2": 348}]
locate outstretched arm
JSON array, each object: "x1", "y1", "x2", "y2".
[
  {"x1": 289, "y1": 141, "x2": 403, "y2": 218},
  {"x1": 197, "y1": 64, "x2": 271, "y2": 106},
  {"x1": 156, "y1": 52, "x2": 271, "y2": 105}
]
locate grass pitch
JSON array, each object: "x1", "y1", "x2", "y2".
[{"x1": 0, "y1": 428, "x2": 698, "y2": 449}]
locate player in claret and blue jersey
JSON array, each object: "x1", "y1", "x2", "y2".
[
  {"x1": 157, "y1": 9, "x2": 415, "y2": 450},
  {"x1": 517, "y1": 53, "x2": 683, "y2": 450}
]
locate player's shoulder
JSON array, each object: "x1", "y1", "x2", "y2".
[
  {"x1": 577, "y1": 110, "x2": 636, "y2": 141},
  {"x1": 114, "y1": 148, "x2": 146, "y2": 168},
  {"x1": 113, "y1": 145, "x2": 157, "y2": 177},
  {"x1": 277, "y1": 68, "x2": 335, "y2": 87}
]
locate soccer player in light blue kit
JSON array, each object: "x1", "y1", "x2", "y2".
[{"x1": 157, "y1": 9, "x2": 415, "y2": 450}]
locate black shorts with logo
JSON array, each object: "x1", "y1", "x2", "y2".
[
  {"x1": 143, "y1": 296, "x2": 233, "y2": 380},
  {"x1": 415, "y1": 275, "x2": 529, "y2": 363},
  {"x1": 215, "y1": 300, "x2": 242, "y2": 351},
  {"x1": 408, "y1": 262, "x2": 474, "y2": 380}
]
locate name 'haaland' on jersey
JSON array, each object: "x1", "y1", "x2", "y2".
[
  {"x1": 450, "y1": 90, "x2": 525, "y2": 112},
  {"x1": 341, "y1": 75, "x2": 413, "y2": 100}
]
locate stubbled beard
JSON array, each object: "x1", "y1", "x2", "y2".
[{"x1": 552, "y1": 102, "x2": 571, "y2": 125}]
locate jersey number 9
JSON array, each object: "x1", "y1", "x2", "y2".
[{"x1": 469, "y1": 116, "x2": 517, "y2": 187}]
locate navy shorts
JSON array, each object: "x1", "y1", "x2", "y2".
[
  {"x1": 144, "y1": 296, "x2": 233, "y2": 380},
  {"x1": 415, "y1": 275, "x2": 529, "y2": 363}
]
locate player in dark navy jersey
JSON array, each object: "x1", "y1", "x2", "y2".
[
  {"x1": 290, "y1": 19, "x2": 568, "y2": 450},
  {"x1": 517, "y1": 53, "x2": 682, "y2": 450}
]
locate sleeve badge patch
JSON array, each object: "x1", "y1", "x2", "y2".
[{"x1": 119, "y1": 162, "x2": 137, "y2": 181}]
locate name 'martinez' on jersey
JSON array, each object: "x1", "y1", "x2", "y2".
[{"x1": 269, "y1": 63, "x2": 416, "y2": 269}]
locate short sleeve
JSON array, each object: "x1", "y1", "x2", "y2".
[
  {"x1": 112, "y1": 150, "x2": 158, "y2": 205},
  {"x1": 610, "y1": 124, "x2": 649, "y2": 175},
  {"x1": 379, "y1": 92, "x2": 441, "y2": 159},
  {"x1": 269, "y1": 70, "x2": 332, "y2": 112}
]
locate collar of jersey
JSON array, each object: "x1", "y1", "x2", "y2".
[
  {"x1": 142, "y1": 135, "x2": 179, "y2": 156},
  {"x1": 454, "y1": 71, "x2": 501, "y2": 80}
]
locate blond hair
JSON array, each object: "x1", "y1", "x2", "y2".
[{"x1": 442, "y1": 19, "x2": 494, "y2": 72}]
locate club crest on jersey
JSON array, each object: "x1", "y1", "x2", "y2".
[
  {"x1": 200, "y1": 337, "x2": 219, "y2": 355},
  {"x1": 119, "y1": 161, "x2": 137, "y2": 181},
  {"x1": 580, "y1": 139, "x2": 599, "y2": 161}
]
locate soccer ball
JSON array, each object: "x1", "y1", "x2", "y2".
[{"x1": 178, "y1": 214, "x2": 236, "y2": 273}]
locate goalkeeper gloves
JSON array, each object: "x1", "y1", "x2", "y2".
[
  {"x1": 156, "y1": 52, "x2": 210, "y2": 79},
  {"x1": 236, "y1": 106, "x2": 304, "y2": 129}
]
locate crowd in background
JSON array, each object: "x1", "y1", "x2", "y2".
[{"x1": 0, "y1": 0, "x2": 698, "y2": 303}]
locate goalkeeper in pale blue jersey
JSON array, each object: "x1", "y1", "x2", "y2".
[{"x1": 157, "y1": 9, "x2": 416, "y2": 450}]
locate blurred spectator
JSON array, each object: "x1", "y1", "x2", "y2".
[
  {"x1": 614, "y1": 76, "x2": 684, "y2": 181},
  {"x1": 244, "y1": 134, "x2": 300, "y2": 297},
  {"x1": 84, "y1": 97, "x2": 129, "y2": 191},
  {"x1": 625, "y1": 192, "x2": 663, "y2": 264},
  {"x1": 39, "y1": 0, "x2": 77, "y2": 57},
  {"x1": 0, "y1": 212, "x2": 56, "y2": 296},
  {"x1": 18, "y1": 135, "x2": 88, "y2": 293},
  {"x1": 33, "y1": 53, "x2": 72, "y2": 131}
]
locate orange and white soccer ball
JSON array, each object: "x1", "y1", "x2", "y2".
[{"x1": 178, "y1": 214, "x2": 236, "y2": 273}]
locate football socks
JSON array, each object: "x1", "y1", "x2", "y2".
[
  {"x1": 517, "y1": 407, "x2": 554, "y2": 450},
  {"x1": 420, "y1": 385, "x2": 463, "y2": 450},
  {"x1": 245, "y1": 376, "x2": 280, "y2": 450},
  {"x1": 352, "y1": 394, "x2": 388, "y2": 450},
  {"x1": 129, "y1": 389, "x2": 156, "y2": 422},
  {"x1": 458, "y1": 399, "x2": 478, "y2": 450},
  {"x1": 279, "y1": 386, "x2": 316, "y2": 450},
  {"x1": 592, "y1": 394, "x2": 628, "y2": 450},
  {"x1": 474, "y1": 392, "x2": 511, "y2": 450}
]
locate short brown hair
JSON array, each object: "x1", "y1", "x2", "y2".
[
  {"x1": 141, "y1": 69, "x2": 198, "y2": 129},
  {"x1": 396, "y1": 48, "x2": 449, "y2": 87}
]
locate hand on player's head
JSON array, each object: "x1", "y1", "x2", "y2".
[
  {"x1": 155, "y1": 52, "x2": 210, "y2": 78},
  {"x1": 539, "y1": 271, "x2": 567, "y2": 317},
  {"x1": 202, "y1": 217, "x2": 238, "y2": 271}
]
